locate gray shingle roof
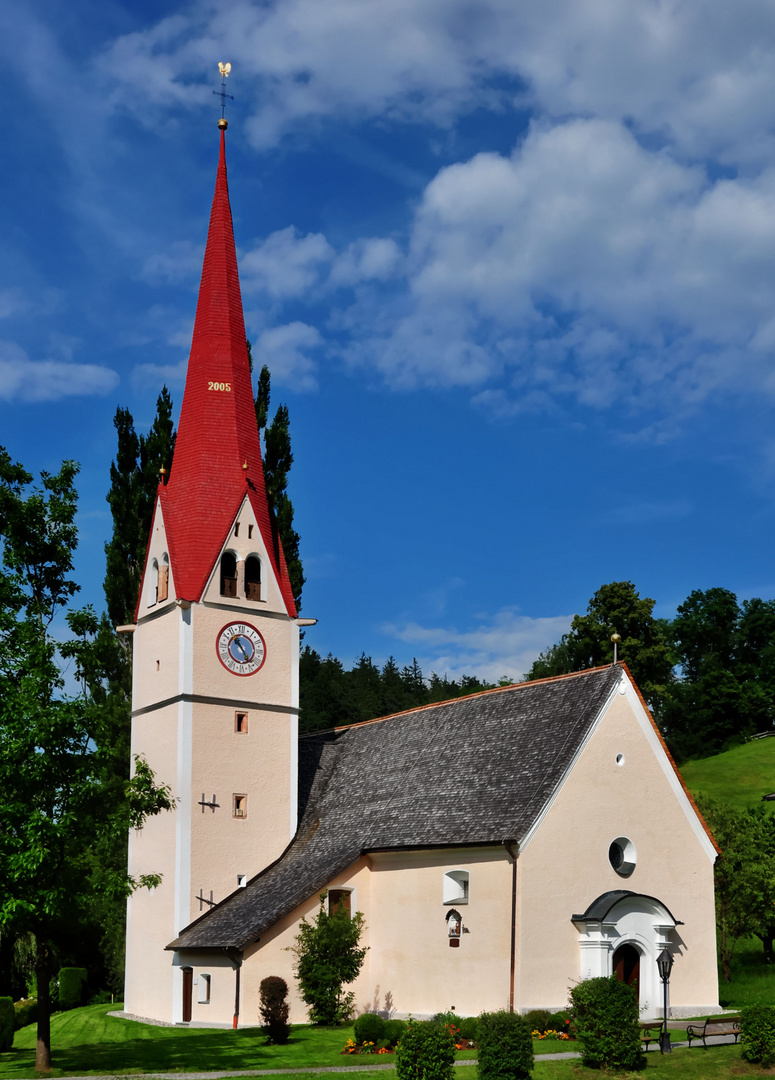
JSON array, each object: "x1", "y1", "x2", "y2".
[{"x1": 168, "y1": 665, "x2": 620, "y2": 951}]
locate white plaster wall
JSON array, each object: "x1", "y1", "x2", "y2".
[
  {"x1": 365, "y1": 848, "x2": 513, "y2": 1018},
  {"x1": 124, "y1": 701, "x2": 179, "y2": 1020},
  {"x1": 516, "y1": 676, "x2": 719, "y2": 1015},
  {"x1": 183, "y1": 849, "x2": 514, "y2": 1027}
]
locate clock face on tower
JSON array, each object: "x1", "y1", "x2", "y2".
[{"x1": 216, "y1": 621, "x2": 267, "y2": 676}]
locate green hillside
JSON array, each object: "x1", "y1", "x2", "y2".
[{"x1": 679, "y1": 737, "x2": 775, "y2": 813}]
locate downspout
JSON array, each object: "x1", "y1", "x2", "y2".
[
  {"x1": 502, "y1": 839, "x2": 519, "y2": 1013},
  {"x1": 226, "y1": 950, "x2": 242, "y2": 1029}
]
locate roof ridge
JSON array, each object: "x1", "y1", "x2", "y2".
[{"x1": 299, "y1": 663, "x2": 620, "y2": 738}]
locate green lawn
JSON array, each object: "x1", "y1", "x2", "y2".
[
  {"x1": 2, "y1": 1004, "x2": 761, "y2": 1080},
  {"x1": 680, "y1": 738, "x2": 775, "y2": 813}
]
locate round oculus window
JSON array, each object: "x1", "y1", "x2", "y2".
[{"x1": 609, "y1": 836, "x2": 636, "y2": 877}]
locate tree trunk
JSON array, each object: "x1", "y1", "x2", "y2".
[
  {"x1": 35, "y1": 938, "x2": 51, "y2": 1072},
  {"x1": 757, "y1": 932, "x2": 775, "y2": 964},
  {"x1": 0, "y1": 929, "x2": 15, "y2": 998}
]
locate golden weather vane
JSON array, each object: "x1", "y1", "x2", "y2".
[{"x1": 213, "y1": 62, "x2": 234, "y2": 123}]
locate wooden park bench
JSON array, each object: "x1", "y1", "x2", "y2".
[
  {"x1": 686, "y1": 1016, "x2": 741, "y2": 1047},
  {"x1": 639, "y1": 1022, "x2": 664, "y2": 1050}
]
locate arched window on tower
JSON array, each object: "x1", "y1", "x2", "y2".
[
  {"x1": 220, "y1": 552, "x2": 238, "y2": 598},
  {"x1": 245, "y1": 556, "x2": 262, "y2": 601}
]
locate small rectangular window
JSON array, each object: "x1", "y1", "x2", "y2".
[
  {"x1": 158, "y1": 564, "x2": 169, "y2": 602},
  {"x1": 238, "y1": 874, "x2": 247, "y2": 888},
  {"x1": 248, "y1": 525, "x2": 254, "y2": 539},
  {"x1": 235, "y1": 711, "x2": 248, "y2": 734},
  {"x1": 197, "y1": 973, "x2": 211, "y2": 1004},
  {"x1": 233, "y1": 794, "x2": 247, "y2": 819},
  {"x1": 328, "y1": 889, "x2": 351, "y2": 916},
  {"x1": 234, "y1": 523, "x2": 240, "y2": 537}
]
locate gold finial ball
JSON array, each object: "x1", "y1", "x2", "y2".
[
  {"x1": 159, "y1": 466, "x2": 166, "y2": 476},
  {"x1": 218, "y1": 118, "x2": 228, "y2": 129},
  {"x1": 242, "y1": 461, "x2": 248, "y2": 470},
  {"x1": 611, "y1": 633, "x2": 621, "y2": 643}
]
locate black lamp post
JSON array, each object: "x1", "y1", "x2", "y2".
[{"x1": 656, "y1": 948, "x2": 674, "y2": 1053}]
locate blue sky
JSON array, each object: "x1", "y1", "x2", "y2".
[{"x1": 2, "y1": 0, "x2": 775, "y2": 682}]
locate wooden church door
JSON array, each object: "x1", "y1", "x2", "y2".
[
  {"x1": 612, "y1": 943, "x2": 640, "y2": 1001},
  {"x1": 182, "y1": 968, "x2": 193, "y2": 1023}
]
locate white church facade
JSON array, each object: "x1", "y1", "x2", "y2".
[{"x1": 123, "y1": 120, "x2": 720, "y2": 1027}]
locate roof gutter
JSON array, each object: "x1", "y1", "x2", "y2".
[{"x1": 502, "y1": 838, "x2": 519, "y2": 1013}]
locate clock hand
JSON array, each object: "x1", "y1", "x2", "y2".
[{"x1": 234, "y1": 637, "x2": 250, "y2": 660}]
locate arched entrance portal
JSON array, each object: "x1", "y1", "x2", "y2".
[
  {"x1": 613, "y1": 943, "x2": 640, "y2": 999},
  {"x1": 572, "y1": 891, "x2": 678, "y2": 1015}
]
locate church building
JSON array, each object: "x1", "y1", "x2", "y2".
[{"x1": 123, "y1": 120, "x2": 720, "y2": 1027}]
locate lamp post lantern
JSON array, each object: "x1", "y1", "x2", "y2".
[{"x1": 656, "y1": 949, "x2": 674, "y2": 1053}]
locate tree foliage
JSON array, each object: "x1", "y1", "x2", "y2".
[
  {"x1": 291, "y1": 894, "x2": 367, "y2": 1025},
  {"x1": 104, "y1": 387, "x2": 175, "y2": 627},
  {"x1": 299, "y1": 648, "x2": 495, "y2": 733},
  {"x1": 696, "y1": 798, "x2": 775, "y2": 979},
  {"x1": 526, "y1": 580, "x2": 674, "y2": 714},
  {"x1": 0, "y1": 448, "x2": 173, "y2": 1070},
  {"x1": 250, "y1": 349, "x2": 305, "y2": 610},
  {"x1": 664, "y1": 590, "x2": 775, "y2": 759}
]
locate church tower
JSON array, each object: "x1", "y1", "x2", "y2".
[{"x1": 124, "y1": 119, "x2": 304, "y2": 1023}]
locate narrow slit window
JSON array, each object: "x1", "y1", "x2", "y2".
[
  {"x1": 220, "y1": 552, "x2": 238, "y2": 598},
  {"x1": 233, "y1": 794, "x2": 247, "y2": 819},
  {"x1": 245, "y1": 556, "x2": 261, "y2": 601},
  {"x1": 234, "y1": 522, "x2": 240, "y2": 537},
  {"x1": 248, "y1": 525, "x2": 254, "y2": 539},
  {"x1": 235, "y1": 711, "x2": 249, "y2": 734}
]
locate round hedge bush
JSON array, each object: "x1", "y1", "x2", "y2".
[{"x1": 354, "y1": 1012, "x2": 387, "y2": 1044}]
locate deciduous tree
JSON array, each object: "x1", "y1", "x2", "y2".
[
  {"x1": 291, "y1": 894, "x2": 367, "y2": 1025},
  {"x1": 0, "y1": 449, "x2": 173, "y2": 1070},
  {"x1": 526, "y1": 581, "x2": 674, "y2": 715}
]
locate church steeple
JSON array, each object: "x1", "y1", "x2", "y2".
[{"x1": 157, "y1": 124, "x2": 296, "y2": 617}]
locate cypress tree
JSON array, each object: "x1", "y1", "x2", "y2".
[{"x1": 249, "y1": 348, "x2": 305, "y2": 610}]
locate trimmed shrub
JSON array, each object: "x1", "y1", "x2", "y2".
[
  {"x1": 523, "y1": 1009, "x2": 551, "y2": 1035},
  {"x1": 547, "y1": 1011, "x2": 570, "y2": 1032},
  {"x1": 385, "y1": 1018, "x2": 407, "y2": 1047},
  {"x1": 477, "y1": 1011, "x2": 533, "y2": 1080},
  {"x1": 396, "y1": 1019, "x2": 456, "y2": 1080},
  {"x1": 259, "y1": 976, "x2": 291, "y2": 1044},
  {"x1": 13, "y1": 999, "x2": 37, "y2": 1031},
  {"x1": 354, "y1": 1012, "x2": 387, "y2": 1044},
  {"x1": 569, "y1": 976, "x2": 642, "y2": 1071},
  {"x1": 458, "y1": 1016, "x2": 478, "y2": 1041},
  {"x1": 741, "y1": 1004, "x2": 775, "y2": 1068},
  {"x1": 0, "y1": 998, "x2": 14, "y2": 1052},
  {"x1": 58, "y1": 968, "x2": 88, "y2": 1011}
]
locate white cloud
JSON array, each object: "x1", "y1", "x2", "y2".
[
  {"x1": 0, "y1": 342, "x2": 119, "y2": 403},
  {"x1": 241, "y1": 227, "x2": 334, "y2": 300},
  {"x1": 131, "y1": 358, "x2": 188, "y2": 390},
  {"x1": 382, "y1": 607, "x2": 572, "y2": 684},
  {"x1": 254, "y1": 321, "x2": 322, "y2": 390},
  {"x1": 329, "y1": 238, "x2": 403, "y2": 287},
  {"x1": 142, "y1": 241, "x2": 203, "y2": 284},
  {"x1": 95, "y1": 0, "x2": 775, "y2": 168},
  {"x1": 338, "y1": 118, "x2": 775, "y2": 411}
]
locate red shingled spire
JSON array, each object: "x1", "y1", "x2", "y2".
[{"x1": 153, "y1": 126, "x2": 297, "y2": 617}]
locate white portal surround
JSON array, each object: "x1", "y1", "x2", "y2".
[{"x1": 575, "y1": 893, "x2": 676, "y2": 1017}]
